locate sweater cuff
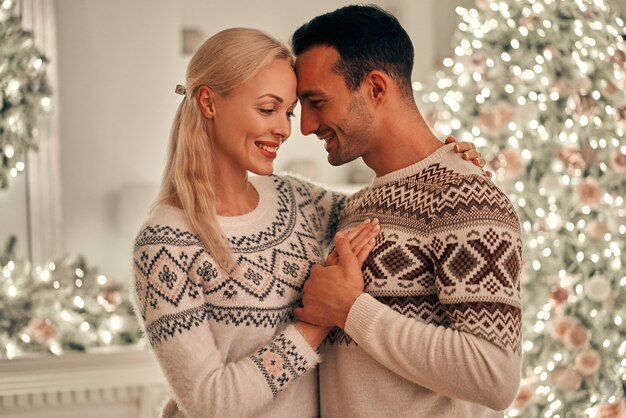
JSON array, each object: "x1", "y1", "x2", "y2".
[
  {"x1": 250, "y1": 324, "x2": 320, "y2": 398},
  {"x1": 345, "y1": 293, "x2": 385, "y2": 343},
  {"x1": 282, "y1": 324, "x2": 321, "y2": 366}
]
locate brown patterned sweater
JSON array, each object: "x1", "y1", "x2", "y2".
[{"x1": 319, "y1": 143, "x2": 523, "y2": 418}]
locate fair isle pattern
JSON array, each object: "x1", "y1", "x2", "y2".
[
  {"x1": 334, "y1": 161, "x2": 523, "y2": 354},
  {"x1": 145, "y1": 302, "x2": 299, "y2": 346},
  {"x1": 251, "y1": 333, "x2": 310, "y2": 397},
  {"x1": 133, "y1": 175, "x2": 344, "y2": 346},
  {"x1": 225, "y1": 177, "x2": 344, "y2": 254},
  {"x1": 341, "y1": 163, "x2": 520, "y2": 233},
  {"x1": 325, "y1": 327, "x2": 356, "y2": 346}
]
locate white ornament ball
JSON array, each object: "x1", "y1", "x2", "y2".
[
  {"x1": 584, "y1": 275, "x2": 612, "y2": 303},
  {"x1": 539, "y1": 173, "x2": 563, "y2": 196},
  {"x1": 514, "y1": 102, "x2": 540, "y2": 126}
]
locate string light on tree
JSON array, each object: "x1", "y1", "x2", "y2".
[
  {"x1": 0, "y1": 236, "x2": 143, "y2": 358},
  {"x1": 418, "y1": 0, "x2": 626, "y2": 416},
  {"x1": 0, "y1": 0, "x2": 52, "y2": 189}
]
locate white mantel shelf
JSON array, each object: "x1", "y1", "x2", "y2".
[{"x1": 0, "y1": 348, "x2": 169, "y2": 418}]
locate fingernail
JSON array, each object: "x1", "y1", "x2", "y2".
[
  {"x1": 463, "y1": 152, "x2": 470, "y2": 159},
  {"x1": 369, "y1": 238, "x2": 376, "y2": 243},
  {"x1": 455, "y1": 144, "x2": 460, "y2": 151},
  {"x1": 364, "y1": 218, "x2": 371, "y2": 223},
  {"x1": 372, "y1": 218, "x2": 379, "y2": 224}
]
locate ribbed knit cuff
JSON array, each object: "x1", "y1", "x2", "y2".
[
  {"x1": 345, "y1": 293, "x2": 384, "y2": 344},
  {"x1": 282, "y1": 324, "x2": 321, "y2": 366}
]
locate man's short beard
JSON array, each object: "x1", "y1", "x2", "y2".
[{"x1": 328, "y1": 94, "x2": 372, "y2": 166}]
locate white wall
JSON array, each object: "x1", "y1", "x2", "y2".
[{"x1": 55, "y1": 0, "x2": 181, "y2": 279}]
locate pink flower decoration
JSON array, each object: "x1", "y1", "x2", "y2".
[
  {"x1": 490, "y1": 147, "x2": 526, "y2": 181},
  {"x1": 511, "y1": 382, "x2": 535, "y2": 410},
  {"x1": 550, "y1": 366, "x2": 583, "y2": 392},
  {"x1": 596, "y1": 398, "x2": 626, "y2": 418},
  {"x1": 609, "y1": 149, "x2": 626, "y2": 174},
  {"x1": 558, "y1": 146, "x2": 586, "y2": 175},
  {"x1": 575, "y1": 179, "x2": 603, "y2": 208},
  {"x1": 564, "y1": 324, "x2": 591, "y2": 349},
  {"x1": 549, "y1": 287, "x2": 570, "y2": 307},
  {"x1": 585, "y1": 220, "x2": 607, "y2": 241},
  {"x1": 574, "y1": 350, "x2": 601, "y2": 376},
  {"x1": 27, "y1": 318, "x2": 58, "y2": 344},
  {"x1": 479, "y1": 102, "x2": 514, "y2": 135},
  {"x1": 551, "y1": 316, "x2": 575, "y2": 341}
]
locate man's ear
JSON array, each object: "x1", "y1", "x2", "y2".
[
  {"x1": 364, "y1": 71, "x2": 388, "y2": 102},
  {"x1": 197, "y1": 85, "x2": 217, "y2": 118}
]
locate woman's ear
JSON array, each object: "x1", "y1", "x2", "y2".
[{"x1": 197, "y1": 85, "x2": 217, "y2": 119}]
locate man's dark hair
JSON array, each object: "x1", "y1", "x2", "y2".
[{"x1": 292, "y1": 4, "x2": 415, "y2": 98}]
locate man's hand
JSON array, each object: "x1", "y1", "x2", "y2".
[
  {"x1": 446, "y1": 136, "x2": 492, "y2": 178},
  {"x1": 295, "y1": 233, "x2": 365, "y2": 329}
]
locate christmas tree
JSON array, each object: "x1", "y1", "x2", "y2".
[
  {"x1": 417, "y1": 0, "x2": 626, "y2": 416},
  {"x1": 0, "y1": 0, "x2": 52, "y2": 189}
]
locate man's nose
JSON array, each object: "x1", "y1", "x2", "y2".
[{"x1": 299, "y1": 107, "x2": 318, "y2": 136}]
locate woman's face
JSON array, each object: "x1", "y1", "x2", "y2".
[{"x1": 209, "y1": 58, "x2": 297, "y2": 177}]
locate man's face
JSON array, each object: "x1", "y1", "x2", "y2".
[{"x1": 295, "y1": 46, "x2": 373, "y2": 166}]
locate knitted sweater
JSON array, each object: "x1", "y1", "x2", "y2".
[
  {"x1": 132, "y1": 174, "x2": 344, "y2": 418},
  {"x1": 319, "y1": 144, "x2": 523, "y2": 418}
]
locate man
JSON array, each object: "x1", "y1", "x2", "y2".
[{"x1": 292, "y1": 5, "x2": 523, "y2": 417}]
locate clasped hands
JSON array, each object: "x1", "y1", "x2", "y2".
[
  {"x1": 292, "y1": 218, "x2": 379, "y2": 349},
  {"x1": 295, "y1": 219, "x2": 379, "y2": 333}
]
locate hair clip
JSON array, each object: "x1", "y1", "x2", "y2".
[{"x1": 175, "y1": 84, "x2": 187, "y2": 95}]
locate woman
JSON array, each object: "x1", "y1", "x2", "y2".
[{"x1": 132, "y1": 28, "x2": 484, "y2": 417}]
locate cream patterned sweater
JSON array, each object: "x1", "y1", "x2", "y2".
[
  {"x1": 132, "y1": 174, "x2": 344, "y2": 418},
  {"x1": 319, "y1": 144, "x2": 523, "y2": 418}
]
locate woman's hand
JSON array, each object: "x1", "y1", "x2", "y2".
[
  {"x1": 446, "y1": 136, "x2": 492, "y2": 178},
  {"x1": 295, "y1": 320, "x2": 332, "y2": 349},
  {"x1": 325, "y1": 218, "x2": 380, "y2": 267}
]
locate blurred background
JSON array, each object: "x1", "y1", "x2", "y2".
[{"x1": 1, "y1": 1, "x2": 626, "y2": 417}]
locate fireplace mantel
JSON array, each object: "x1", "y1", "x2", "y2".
[{"x1": 0, "y1": 348, "x2": 169, "y2": 417}]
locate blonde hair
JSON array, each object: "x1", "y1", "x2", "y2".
[{"x1": 157, "y1": 28, "x2": 294, "y2": 272}]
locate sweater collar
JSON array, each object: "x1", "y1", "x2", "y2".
[{"x1": 370, "y1": 143, "x2": 455, "y2": 188}]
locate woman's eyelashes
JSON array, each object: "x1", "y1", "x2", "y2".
[{"x1": 258, "y1": 107, "x2": 296, "y2": 119}]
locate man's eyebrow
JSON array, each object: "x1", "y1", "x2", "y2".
[{"x1": 297, "y1": 91, "x2": 323, "y2": 100}]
